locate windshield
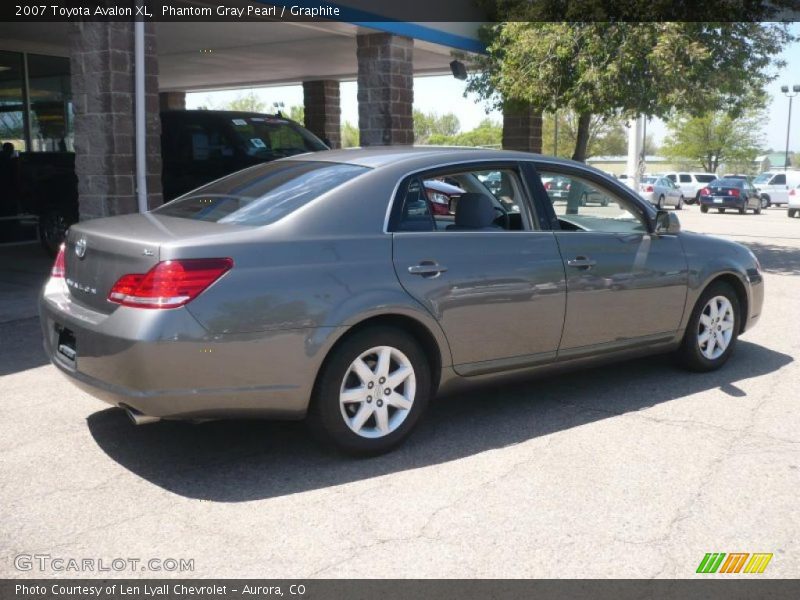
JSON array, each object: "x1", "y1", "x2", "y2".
[
  {"x1": 229, "y1": 116, "x2": 328, "y2": 159},
  {"x1": 752, "y1": 173, "x2": 772, "y2": 184},
  {"x1": 153, "y1": 161, "x2": 369, "y2": 226}
]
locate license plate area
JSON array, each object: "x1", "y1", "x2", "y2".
[
  {"x1": 713, "y1": 198, "x2": 723, "y2": 203},
  {"x1": 57, "y1": 326, "x2": 77, "y2": 363}
]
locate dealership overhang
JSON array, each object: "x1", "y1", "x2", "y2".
[{"x1": 0, "y1": 1, "x2": 542, "y2": 233}]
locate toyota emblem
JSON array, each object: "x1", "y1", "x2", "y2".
[{"x1": 75, "y1": 237, "x2": 87, "y2": 258}]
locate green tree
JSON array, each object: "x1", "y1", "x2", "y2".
[
  {"x1": 467, "y1": 20, "x2": 792, "y2": 162},
  {"x1": 287, "y1": 105, "x2": 304, "y2": 123},
  {"x1": 428, "y1": 118, "x2": 502, "y2": 147},
  {"x1": 220, "y1": 91, "x2": 267, "y2": 113},
  {"x1": 414, "y1": 110, "x2": 461, "y2": 144},
  {"x1": 341, "y1": 121, "x2": 359, "y2": 148},
  {"x1": 661, "y1": 110, "x2": 764, "y2": 174}
]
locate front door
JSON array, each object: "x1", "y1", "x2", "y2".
[
  {"x1": 535, "y1": 166, "x2": 689, "y2": 352},
  {"x1": 389, "y1": 165, "x2": 566, "y2": 373}
]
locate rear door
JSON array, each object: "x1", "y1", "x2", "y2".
[
  {"x1": 768, "y1": 173, "x2": 789, "y2": 205},
  {"x1": 530, "y1": 164, "x2": 688, "y2": 353},
  {"x1": 390, "y1": 163, "x2": 566, "y2": 374}
]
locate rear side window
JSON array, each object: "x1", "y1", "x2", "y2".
[
  {"x1": 679, "y1": 174, "x2": 692, "y2": 183},
  {"x1": 666, "y1": 174, "x2": 677, "y2": 182},
  {"x1": 153, "y1": 161, "x2": 368, "y2": 226},
  {"x1": 695, "y1": 174, "x2": 716, "y2": 183}
]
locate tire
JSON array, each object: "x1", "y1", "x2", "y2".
[
  {"x1": 39, "y1": 208, "x2": 71, "y2": 257},
  {"x1": 789, "y1": 209, "x2": 797, "y2": 218},
  {"x1": 658, "y1": 195, "x2": 665, "y2": 209},
  {"x1": 307, "y1": 326, "x2": 431, "y2": 456},
  {"x1": 701, "y1": 205, "x2": 709, "y2": 213},
  {"x1": 761, "y1": 195, "x2": 770, "y2": 209},
  {"x1": 677, "y1": 281, "x2": 740, "y2": 372},
  {"x1": 739, "y1": 205, "x2": 746, "y2": 215},
  {"x1": 676, "y1": 196, "x2": 684, "y2": 210},
  {"x1": 754, "y1": 202, "x2": 762, "y2": 215},
  {"x1": 718, "y1": 208, "x2": 725, "y2": 213},
  {"x1": 579, "y1": 193, "x2": 587, "y2": 207}
]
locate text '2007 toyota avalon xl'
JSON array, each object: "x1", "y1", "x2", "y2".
[{"x1": 40, "y1": 148, "x2": 764, "y2": 455}]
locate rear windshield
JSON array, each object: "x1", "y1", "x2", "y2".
[
  {"x1": 230, "y1": 116, "x2": 328, "y2": 158},
  {"x1": 712, "y1": 178, "x2": 745, "y2": 187},
  {"x1": 153, "y1": 161, "x2": 369, "y2": 226},
  {"x1": 695, "y1": 174, "x2": 716, "y2": 183}
]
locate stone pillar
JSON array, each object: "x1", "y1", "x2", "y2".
[
  {"x1": 502, "y1": 101, "x2": 543, "y2": 153},
  {"x1": 159, "y1": 91, "x2": 186, "y2": 111},
  {"x1": 70, "y1": 21, "x2": 162, "y2": 220},
  {"x1": 302, "y1": 80, "x2": 341, "y2": 148},
  {"x1": 356, "y1": 33, "x2": 414, "y2": 146}
]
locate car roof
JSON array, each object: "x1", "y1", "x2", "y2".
[{"x1": 286, "y1": 146, "x2": 578, "y2": 169}]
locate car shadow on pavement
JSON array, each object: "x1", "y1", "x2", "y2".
[
  {"x1": 744, "y1": 241, "x2": 800, "y2": 276},
  {"x1": 0, "y1": 317, "x2": 48, "y2": 376},
  {"x1": 86, "y1": 339, "x2": 792, "y2": 502}
]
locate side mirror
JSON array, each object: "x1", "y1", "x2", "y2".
[{"x1": 655, "y1": 209, "x2": 681, "y2": 235}]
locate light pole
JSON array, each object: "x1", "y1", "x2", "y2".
[{"x1": 781, "y1": 85, "x2": 800, "y2": 171}]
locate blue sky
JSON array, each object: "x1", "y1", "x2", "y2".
[{"x1": 187, "y1": 23, "x2": 800, "y2": 152}]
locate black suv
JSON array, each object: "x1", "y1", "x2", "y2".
[{"x1": 32, "y1": 110, "x2": 328, "y2": 254}]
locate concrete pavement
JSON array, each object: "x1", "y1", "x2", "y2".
[{"x1": 1, "y1": 207, "x2": 798, "y2": 578}]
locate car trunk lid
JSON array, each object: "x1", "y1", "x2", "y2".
[{"x1": 63, "y1": 213, "x2": 241, "y2": 314}]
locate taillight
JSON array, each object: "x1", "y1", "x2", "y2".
[
  {"x1": 644, "y1": 185, "x2": 654, "y2": 193},
  {"x1": 51, "y1": 244, "x2": 66, "y2": 278},
  {"x1": 700, "y1": 188, "x2": 710, "y2": 196},
  {"x1": 108, "y1": 258, "x2": 233, "y2": 309},
  {"x1": 790, "y1": 188, "x2": 796, "y2": 196},
  {"x1": 730, "y1": 188, "x2": 740, "y2": 197},
  {"x1": 544, "y1": 182, "x2": 552, "y2": 190}
]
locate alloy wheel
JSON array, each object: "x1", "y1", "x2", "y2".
[
  {"x1": 339, "y1": 345, "x2": 416, "y2": 439},
  {"x1": 697, "y1": 295, "x2": 735, "y2": 360}
]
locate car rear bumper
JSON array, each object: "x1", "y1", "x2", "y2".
[
  {"x1": 700, "y1": 197, "x2": 745, "y2": 209},
  {"x1": 39, "y1": 279, "x2": 338, "y2": 420}
]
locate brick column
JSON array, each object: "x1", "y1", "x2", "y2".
[
  {"x1": 159, "y1": 91, "x2": 185, "y2": 111},
  {"x1": 502, "y1": 101, "x2": 543, "y2": 153},
  {"x1": 70, "y1": 20, "x2": 162, "y2": 220},
  {"x1": 302, "y1": 80, "x2": 341, "y2": 149},
  {"x1": 356, "y1": 33, "x2": 414, "y2": 146}
]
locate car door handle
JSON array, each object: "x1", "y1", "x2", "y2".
[
  {"x1": 567, "y1": 257, "x2": 596, "y2": 269},
  {"x1": 408, "y1": 261, "x2": 447, "y2": 277}
]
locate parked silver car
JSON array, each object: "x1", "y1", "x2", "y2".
[
  {"x1": 639, "y1": 176, "x2": 685, "y2": 209},
  {"x1": 40, "y1": 148, "x2": 764, "y2": 455}
]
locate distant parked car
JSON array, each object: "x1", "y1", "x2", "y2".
[
  {"x1": 639, "y1": 176, "x2": 684, "y2": 209},
  {"x1": 662, "y1": 172, "x2": 717, "y2": 204},
  {"x1": 544, "y1": 175, "x2": 610, "y2": 206},
  {"x1": 753, "y1": 171, "x2": 800, "y2": 208},
  {"x1": 423, "y1": 179, "x2": 465, "y2": 216},
  {"x1": 787, "y1": 183, "x2": 800, "y2": 218},
  {"x1": 699, "y1": 178, "x2": 762, "y2": 214}
]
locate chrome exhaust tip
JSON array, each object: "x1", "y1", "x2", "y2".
[{"x1": 121, "y1": 405, "x2": 161, "y2": 426}]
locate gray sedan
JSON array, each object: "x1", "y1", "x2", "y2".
[
  {"x1": 40, "y1": 148, "x2": 764, "y2": 455},
  {"x1": 639, "y1": 176, "x2": 685, "y2": 209}
]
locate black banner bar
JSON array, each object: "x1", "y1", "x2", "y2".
[
  {"x1": 4, "y1": 580, "x2": 800, "y2": 600},
  {"x1": 1, "y1": 0, "x2": 799, "y2": 22}
]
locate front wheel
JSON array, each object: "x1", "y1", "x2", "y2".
[
  {"x1": 761, "y1": 196, "x2": 770, "y2": 209},
  {"x1": 789, "y1": 209, "x2": 798, "y2": 218},
  {"x1": 701, "y1": 205, "x2": 709, "y2": 213},
  {"x1": 677, "y1": 281, "x2": 740, "y2": 372},
  {"x1": 307, "y1": 327, "x2": 431, "y2": 456}
]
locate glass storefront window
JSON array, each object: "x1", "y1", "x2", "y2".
[
  {"x1": 27, "y1": 53, "x2": 73, "y2": 152},
  {"x1": 0, "y1": 50, "x2": 26, "y2": 153}
]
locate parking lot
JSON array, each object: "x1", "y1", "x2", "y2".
[{"x1": 1, "y1": 204, "x2": 798, "y2": 579}]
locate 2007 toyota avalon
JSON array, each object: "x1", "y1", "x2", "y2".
[{"x1": 40, "y1": 148, "x2": 764, "y2": 455}]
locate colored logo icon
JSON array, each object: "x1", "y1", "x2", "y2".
[{"x1": 696, "y1": 553, "x2": 773, "y2": 574}]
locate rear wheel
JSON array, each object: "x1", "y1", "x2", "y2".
[
  {"x1": 739, "y1": 205, "x2": 746, "y2": 215},
  {"x1": 701, "y1": 205, "x2": 709, "y2": 213},
  {"x1": 754, "y1": 201, "x2": 762, "y2": 215},
  {"x1": 307, "y1": 327, "x2": 431, "y2": 456},
  {"x1": 676, "y1": 196, "x2": 684, "y2": 210},
  {"x1": 717, "y1": 208, "x2": 725, "y2": 213},
  {"x1": 658, "y1": 195, "x2": 665, "y2": 209},
  {"x1": 789, "y1": 209, "x2": 798, "y2": 218},
  {"x1": 677, "y1": 281, "x2": 740, "y2": 372}
]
